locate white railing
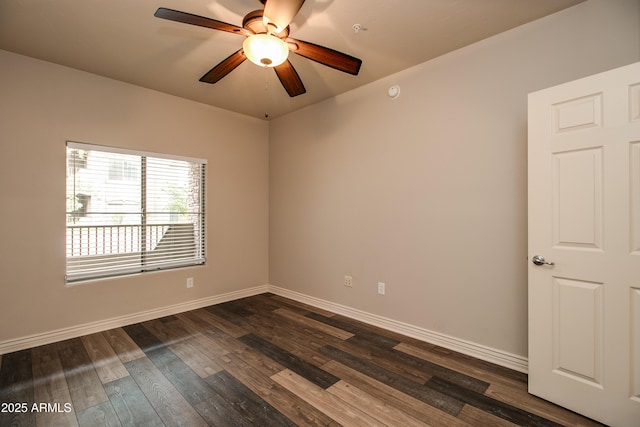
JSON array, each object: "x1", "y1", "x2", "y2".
[{"x1": 66, "y1": 224, "x2": 171, "y2": 257}]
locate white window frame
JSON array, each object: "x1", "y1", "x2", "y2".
[{"x1": 66, "y1": 141, "x2": 206, "y2": 282}]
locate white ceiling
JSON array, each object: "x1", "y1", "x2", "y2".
[{"x1": 0, "y1": 0, "x2": 585, "y2": 120}]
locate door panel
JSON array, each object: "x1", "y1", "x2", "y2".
[
  {"x1": 552, "y1": 93, "x2": 602, "y2": 133},
  {"x1": 552, "y1": 277, "x2": 603, "y2": 386},
  {"x1": 631, "y1": 141, "x2": 640, "y2": 253},
  {"x1": 528, "y1": 61, "x2": 640, "y2": 427},
  {"x1": 552, "y1": 148, "x2": 603, "y2": 250},
  {"x1": 633, "y1": 287, "x2": 640, "y2": 402},
  {"x1": 631, "y1": 84, "x2": 640, "y2": 122}
]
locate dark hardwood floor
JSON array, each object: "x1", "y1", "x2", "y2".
[{"x1": 0, "y1": 293, "x2": 604, "y2": 426}]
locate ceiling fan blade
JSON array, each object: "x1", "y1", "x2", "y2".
[
  {"x1": 199, "y1": 49, "x2": 247, "y2": 84},
  {"x1": 154, "y1": 7, "x2": 252, "y2": 36},
  {"x1": 263, "y1": 0, "x2": 305, "y2": 33},
  {"x1": 288, "y1": 38, "x2": 362, "y2": 75},
  {"x1": 274, "y1": 60, "x2": 306, "y2": 97}
]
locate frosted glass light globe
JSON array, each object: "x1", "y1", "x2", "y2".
[{"x1": 243, "y1": 34, "x2": 289, "y2": 67}]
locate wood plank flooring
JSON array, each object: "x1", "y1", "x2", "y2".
[{"x1": 0, "y1": 293, "x2": 605, "y2": 426}]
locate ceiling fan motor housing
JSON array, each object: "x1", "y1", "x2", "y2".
[{"x1": 243, "y1": 10, "x2": 289, "y2": 38}]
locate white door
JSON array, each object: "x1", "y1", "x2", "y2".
[{"x1": 528, "y1": 61, "x2": 640, "y2": 427}]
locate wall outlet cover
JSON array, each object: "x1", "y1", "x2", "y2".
[{"x1": 344, "y1": 276, "x2": 353, "y2": 287}]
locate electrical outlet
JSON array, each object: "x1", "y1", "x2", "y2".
[
  {"x1": 344, "y1": 275, "x2": 353, "y2": 287},
  {"x1": 378, "y1": 282, "x2": 385, "y2": 295},
  {"x1": 186, "y1": 277, "x2": 194, "y2": 288}
]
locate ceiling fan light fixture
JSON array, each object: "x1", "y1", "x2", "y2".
[{"x1": 243, "y1": 34, "x2": 289, "y2": 67}]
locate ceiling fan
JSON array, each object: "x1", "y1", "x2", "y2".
[{"x1": 154, "y1": 0, "x2": 362, "y2": 97}]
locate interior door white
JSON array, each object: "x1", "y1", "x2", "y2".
[{"x1": 528, "y1": 61, "x2": 640, "y2": 427}]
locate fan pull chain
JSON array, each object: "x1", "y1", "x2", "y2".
[{"x1": 263, "y1": 67, "x2": 270, "y2": 119}]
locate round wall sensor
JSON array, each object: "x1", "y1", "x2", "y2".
[{"x1": 388, "y1": 85, "x2": 400, "y2": 99}]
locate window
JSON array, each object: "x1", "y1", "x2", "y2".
[
  {"x1": 108, "y1": 158, "x2": 139, "y2": 181},
  {"x1": 66, "y1": 142, "x2": 206, "y2": 282}
]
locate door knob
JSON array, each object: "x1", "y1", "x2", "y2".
[{"x1": 532, "y1": 255, "x2": 554, "y2": 266}]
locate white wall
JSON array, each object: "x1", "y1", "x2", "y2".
[
  {"x1": 0, "y1": 50, "x2": 269, "y2": 344},
  {"x1": 269, "y1": 0, "x2": 640, "y2": 357}
]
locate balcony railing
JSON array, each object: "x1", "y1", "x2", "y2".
[
  {"x1": 66, "y1": 223, "x2": 200, "y2": 280},
  {"x1": 66, "y1": 223, "x2": 185, "y2": 257}
]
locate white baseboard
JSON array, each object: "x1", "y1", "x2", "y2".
[
  {"x1": 266, "y1": 285, "x2": 529, "y2": 373},
  {"x1": 0, "y1": 283, "x2": 528, "y2": 374},
  {"x1": 0, "y1": 285, "x2": 268, "y2": 355}
]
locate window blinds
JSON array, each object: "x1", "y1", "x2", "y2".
[{"x1": 66, "y1": 142, "x2": 206, "y2": 282}]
